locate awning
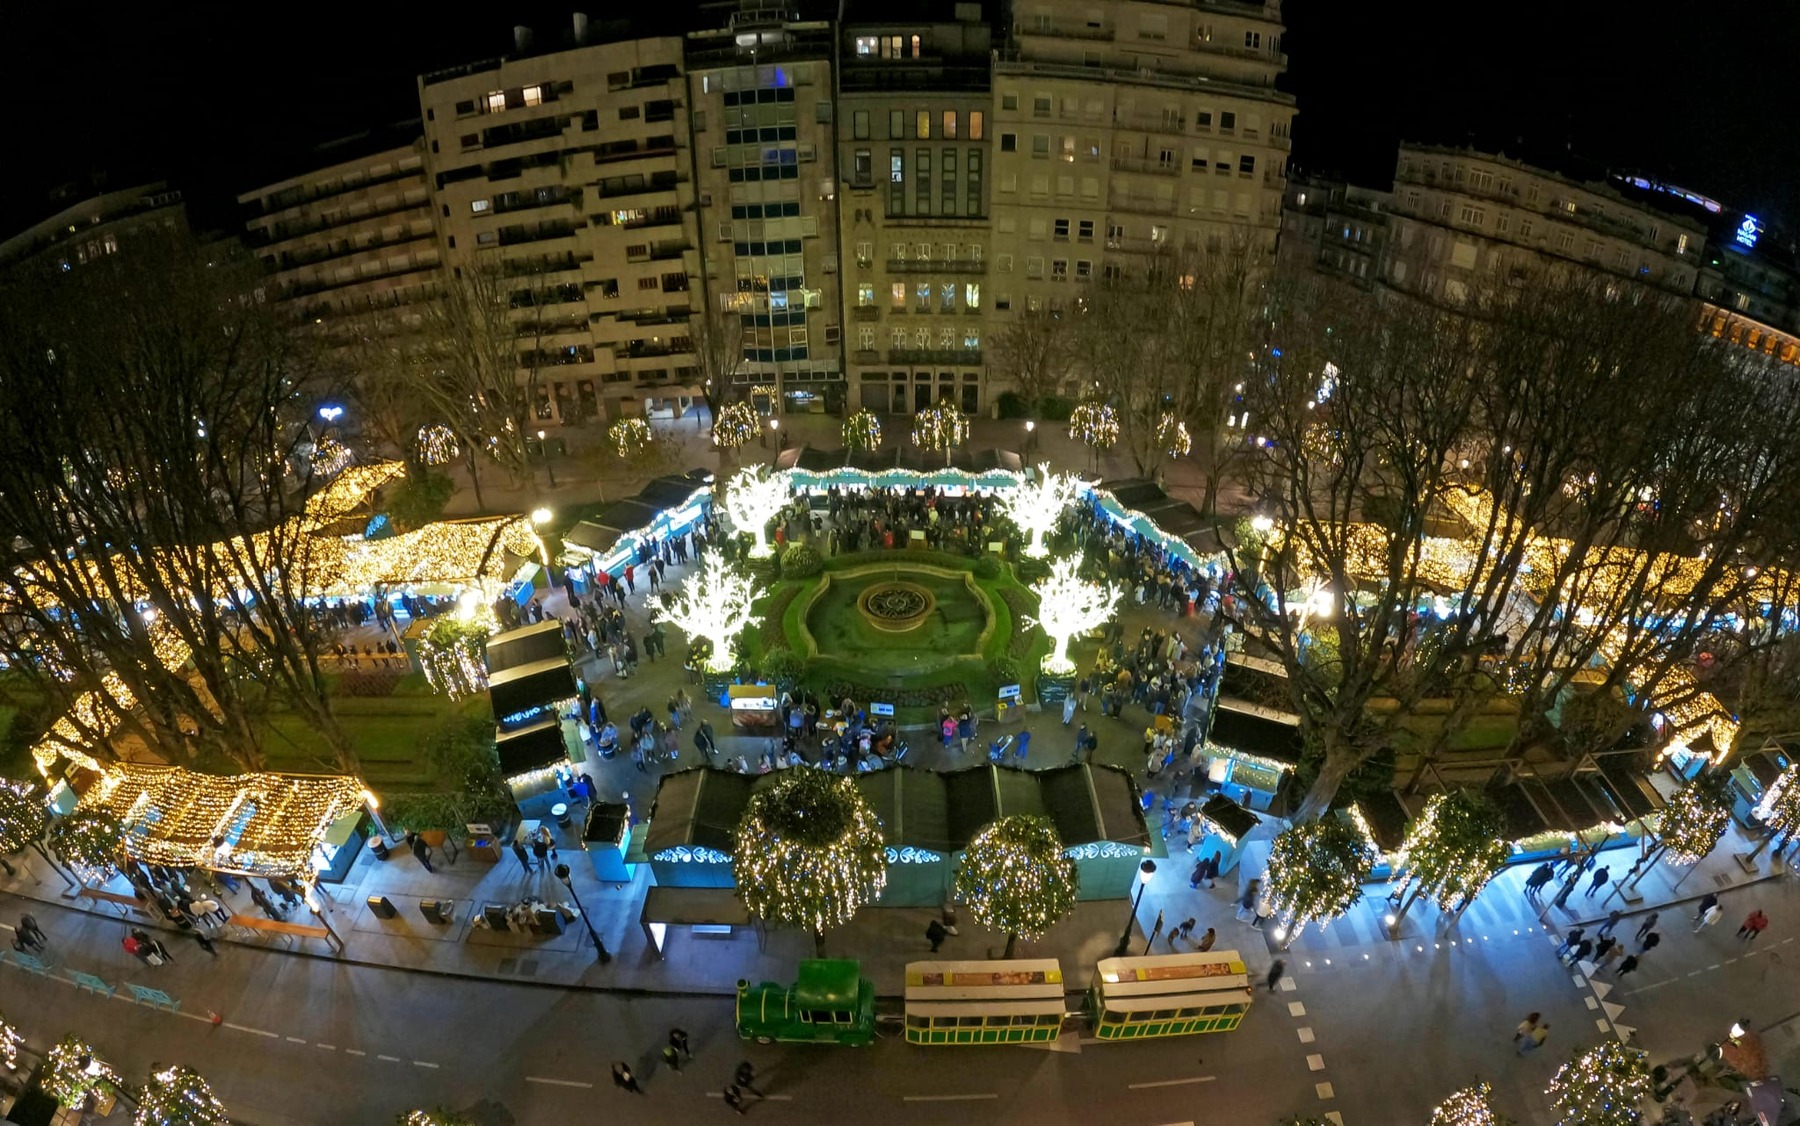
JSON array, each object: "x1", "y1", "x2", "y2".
[
  {"x1": 486, "y1": 621, "x2": 567, "y2": 674},
  {"x1": 643, "y1": 884, "x2": 752, "y2": 926},
  {"x1": 488, "y1": 656, "x2": 577, "y2": 720},
  {"x1": 496, "y1": 716, "x2": 568, "y2": 777},
  {"x1": 644, "y1": 767, "x2": 758, "y2": 855},
  {"x1": 1208, "y1": 698, "x2": 1304, "y2": 766}
]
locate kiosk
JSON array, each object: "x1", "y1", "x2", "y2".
[{"x1": 728, "y1": 684, "x2": 779, "y2": 732}]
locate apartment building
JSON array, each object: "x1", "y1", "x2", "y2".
[
  {"x1": 687, "y1": 8, "x2": 845, "y2": 415},
  {"x1": 989, "y1": 0, "x2": 1292, "y2": 324},
  {"x1": 839, "y1": 4, "x2": 995, "y2": 415},
  {"x1": 418, "y1": 32, "x2": 699, "y2": 428},
  {"x1": 1694, "y1": 214, "x2": 1800, "y2": 367},
  {"x1": 0, "y1": 180, "x2": 187, "y2": 271},
  {"x1": 1279, "y1": 173, "x2": 1390, "y2": 289},
  {"x1": 238, "y1": 131, "x2": 438, "y2": 340},
  {"x1": 1383, "y1": 144, "x2": 1706, "y2": 304}
]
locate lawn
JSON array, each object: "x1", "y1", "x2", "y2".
[{"x1": 259, "y1": 677, "x2": 492, "y2": 788}]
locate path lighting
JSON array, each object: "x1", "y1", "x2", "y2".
[
  {"x1": 1114, "y1": 859, "x2": 1157, "y2": 957},
  {"x1": 555, "y1": 862, "x2": 611, "y2": 964}
]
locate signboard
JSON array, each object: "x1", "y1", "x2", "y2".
[
  {"x1": 998, "y1": 684, "x2": 1022, "y2": 700},
  {"x1": 1037, "y1": 677, "x2": 1072, "y2": 705},
  {"x1": 465, "y1": 823, "x2": 495, "y2": 839},
  {"x1": 870, "y1": 702, "x2": 896, "y2": 717}
]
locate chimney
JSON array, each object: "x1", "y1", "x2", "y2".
[
  {"x1": 573, "y1": 12, "x2": 589, "y2": 43},
  {"x1": 514, "y1": 25, "x2": 534, "y2": 53}
]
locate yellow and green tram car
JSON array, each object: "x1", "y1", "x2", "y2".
[
  {"x1": 736, "y1": 959, "x2": 877, "y2": 1046},
  {"x1": 903, "y1": 959, "x2": 1067, "y2": 1045},
  {"x1": 1085, "y1": 951, "x2": 1252, "y2": 1040}
]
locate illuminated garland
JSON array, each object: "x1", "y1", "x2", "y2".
[
  {"x1": 49, "y1": 807, "x2": 124, "y2": 881},
  {"x1": 0, "y1": 1012, "x2": 21, "y2": 1071},
  {"x1": 1156, "y1": 413, "x2": 1191, "y2": 458},
  {"x1": 1395, "y1": 791, "x2": 1511, "y2": 913},
  {"x1": 608, "y1": 417, "x2": 656, "y2": 460},
  {"x1": 1657, "y1": 770, "x2": 1733, "y2": 865},
  {"x1": 1430, "y1": 1082, "x2": 1510, "y2": 1126},
  {"x1": 310, "y1": 436, "x2": 354, "y2": 477},
  {"x1": 996, "y1": 464, "x2": 1080, "y2": 559},
  {"x1": 0, "y1": 777, "x2": 48, "y2": 854},
  {"x1": 713, "y1": 401, "x2": 759, "y2": 451},
  {"x1": 842, "y1": 410, "x2": 883, "y2": 453},
  {"x1": 654, "y1": 552, "x2": 761, "y2": 673},
  {"x1": 136, "y1": 1065, "x2": 231, "y2": 1125},
  {"x1": 1024, "y1": 557, "x2": 1120, "y2": 675},
  {"x1": 43, "y1": 1034, "x2": 119, "y2": 1107},
  {"x1": 415, "y1": 424, "x2": 460, "y2": 468},
  {"x1": 398, "y1": 1113, "x2": 474, "y2": 1126},
  {"x1": 1264, "y1": 815, "x2": 1376, "y2": 939},
  {"x1": 733, "y1": 767, "x2": 888, "y2": 939},
  {"x1": 418, "y1": 616, "x2": 493, "y2": 701},
  {"x1": 749, "y1": 384, "x2": 778, "y2": 400},
  {"x1": 1547, "y1": 1041, "x2": 1651, "y2": 1126},
  {"x1": 954, "y1": 815, "x2": 1080, "y2": 949},
  {"x1": 722, "y1": 465, "x2": 789, "y2": 558},
  {"x1": 1069, "y1": 402, "x2": 1119, "y2": 450},
  {"x1": 911, "y1": 400, "x2": 968, "y2": 453}
]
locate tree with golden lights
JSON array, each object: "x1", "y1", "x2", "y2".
[
  {"x1": 1388, "y1": 789, "x2": 1510, "y2": 932},
  {"x1": 136, "y1": 1065, "x2": 231, "y2": 1125},
  {"x1": 1429, "y1": 1081, "x2": 1511, "y2": 1126},
  {"x1": 842, "y1": 410, "x2": 883, "y2": 453},
  {"x1": 655, "y1": 553, "x2": 761, "y2": 674},
  {"x1": 1547, "y1": 1041, "x2": 1651, "y2": 1126},
  {"x1": 1024, "y1": 558, "x2": 1121, "y2": 675},
  {"x1": 722, "y1": 465, "x2": 790, "y2": 558},
  {"x1": 995, "y1": 465, "x2": 1081, "y2": 559},
  {"x1": 734, "y1": 767, "x2": 887, "y2": 957},
  {"x1": 1264, "y1": 814, "x2": 1375, "y2": 946},
  {"x1": 1655, "y1": 769, "x2": 1733, "y2": 866},
  {"x1": 955, "y1": 815, "x2": 1079, "y2": 958},
  {"x1": 912, "y1": 400, "x2": 968, "y2": 466}
]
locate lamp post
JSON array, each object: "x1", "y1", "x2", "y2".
[
  {"x1": 770, "y1": 417, "x2": 783, "y2": 451},
  {"x1": 1024, "y1": 419, "x2": 1036, "y2": 459},
  {"x1": 555, "y1": 862, "x2": 611, "y2": 963},
  {"x1": 1115, "y1": 859, "x2": 1156, "y2": 957},
  {"x1": 537, "y1": 429, "x2": 557, "y2": 488}
]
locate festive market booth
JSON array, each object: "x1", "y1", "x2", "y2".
[
  {"x1": 485, "y1": 622, "x2": 580, "y2": 820},
  {"x1": 1191, "y1": 794, "x2": 1260, "y2": 876},
  {"x1": 1203, "y1": 699, "x2": 1302, "y2": 812},
  {"x1": 1087, "y1": 478, "x2": 1228, "y2": 578},
  {"x1": 556, "y1": 471, "x2": 712, "y2": 589},
  {"x1": 1488, "y1": 773, "x2": 1646, "y2": 865}
]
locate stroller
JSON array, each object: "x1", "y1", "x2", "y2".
[{"x1": 988, "y1": 733, "x2": 1029, "y2": 764}]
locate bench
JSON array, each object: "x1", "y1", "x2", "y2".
[
  {"x1": 76, "y1": 887, "x2": 153, "y2": 918},
  {"x1": 227, "y1": 914, "x2": 342, "y2": 953}
]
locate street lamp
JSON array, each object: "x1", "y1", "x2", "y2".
[
  {"x1": 537, "y1": 429, "x2": 557, "y2": 488},
  {"x1": 531, "y1": 507, "x2": 553, "y2": 526},
  {"x1": 555, "y1": 862, "x2": 611, "y2": 963},
  {"x1": 769, "y1": 417, "x2": 783, "y2": 450},
  {"x1": 1115, "y1": 859, "x2": 1157, "y2": 957},
  {"x1": 318, "y1": 404, "x2": 345, "y2": 423},
  {"x1": 1024, "y1": 419, "x2": 1036, "y2": 458}
]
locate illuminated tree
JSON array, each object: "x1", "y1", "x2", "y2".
[
  {"x1": 842, "y1": 409, "x2": 883, "y2": 453},
  {"x1": 608, "y1": 417, "x2": 655, "y2": 460},
  {"x1": 1264, "y1": 815, "x2": 1375, "y2": 946},
  {"x1": 1388, "y1": 790, "x2": 1510, "y2": 932},
  {"x1": 418, "y1": 616, "x2": 494, "y2": 701},
  {"x1": 733, "y1": 767, "x2": 887, "y2": 956},
  {"x1": 0, "y1": 778, "x2": 48, "y2": 857},
  {"x1": 995, "y1": 465, "x2": 1081, "y2": 559},
  {"x1": 1023, "y1": 558, "x2": 1121, "y2": 675},
  {"x1": 1657, "y1": 770, "x2": 1733, "y2": 865},
  {"x1": 42, "y1": 1034, "x2": 119, "y2": 1109},
  {"x1": 1430, "y1": 1082, "x2": 1511, "y2": 1126},
  {"x1": 1156, "y1": 413, "x2": 1192, "y2": 459},
  {"x1": 49, "y1": 807, "x2": 124, "y2": 882},
  {"x1": 1068, "y1": 402, "x2": 1119, "y2": 454},
  {"x1": 0, "y1": 1011, "x2": 21, "y2": 1071},
  {"x1": 654, "y1": 553, "x2": 760, "y2": 674},
  {"x1": 713, "y1": 400, "x2": 759, "y2": 457},
  {"x1": 723, "y1": 465, "x2": 790, "y2": 558},
  {"x1": 955, "y1": 815, "x2": 1080, "y2": 958},
  {"x1": 136, "y1": 1065, "x2": 231, "y2": 1125},
  {"x1": 1750, "y1": 762, "x2": 1800, "y2": 859},
  {"x1": 1547, "y1": 1042, "x2": 1651, "y2": 1126},
  {"x1": 912, "y1": 400, "x2": 968, "y2": 466},
  {"x1": 415, "y1": 423, "x2": 460, "y2": 468}
]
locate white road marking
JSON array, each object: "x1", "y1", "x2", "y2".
[
  {"x1": 1287, "y1": 1002, "x2": 1306, "y2": 1017},
  {"x1": 1126, "y1": 1077, "x2": 1216, "y2": 1090},
  {"x1": 377, "y1": 1054, "x2": 402, "y2": 1063},
  {"x1": 1297, "y1": 1027, "x2": 1315, "y2": 1043},
  {"x1": 904, "y1": 1093, "x2": 1001, "y2": 1101},
  {"x1": 316, "y1": 1044, "x2": 336, "y2": 1051},
  {"x1": 1306, "y1": 1054, "x2": 1325, "y2": 1071},
  {"x1": 285, "y1": 1037, "x2": 307, "y2": 1044},
  {"x1": 706, "y1": 1093, "x2": 794, "y2": 1101},
  {"x1": 344, "y1": 1049, "x2": 366, "y2": 1057},
  {"x1": 1585, "y1": 997, "x2": 1598, "y2": 1010},
  {"x1": 224, "y1": 1023, "x2": 279, "y2": 1039},
  {"x1": 1315, "y1": 1082, "x2": 1335, "y2": 1099},
  {"x1": 525, "y1": 1077, "x2": 593, "y2": 1089},
  {"x1": 1595, "y1": 1018, "x2": 1610, "y2": 1031}
]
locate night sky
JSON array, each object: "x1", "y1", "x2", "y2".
[{"x1": 6, "y1": 3, "x2": 1796, "y2": 234}]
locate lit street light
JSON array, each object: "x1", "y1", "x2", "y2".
[
  {"x1": 318, "y1": 404, "x2": 344, "y2": 423},
  {"x1": 537, "y1": 429, "x2": 557, "y2": 488},
  {"x1": 530, "y1": 507, "x2": 553, "y2": 526},
  {"x1": 555, "y1": 862, "x2": 611, "y2": 964},
  {"x1": 1115, "y1": 859, "x2": 1156, "y2": 957}
]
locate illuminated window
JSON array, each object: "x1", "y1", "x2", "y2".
[
  {"x1": 943, "y1": 111, "x2": 957, "y2": 138},
  {"x1": 964, "y1": 282, "x2": 980, "y2": 309},
  {"x1": 917, "y1": 110, "x2": 931, "y2": 139},
  {"x1": 486, "y1": 91, "x2": 506, "y2": 113},
  {"x1": 969, "y1": 112, "x2": 984, "y2": 140},
  {"x1": 855, "y1": 36, "x2": 878, "y2": 56},
  {"x1": 523, "y1": 85, "x2": 543, "y2": 106},
  {"x1": 471, "y1": 199, "x2": 490, "y2": 213},
  {"x1": 890, "y1": 282, "x2": 906, "y2": 308},
  {"x1": 857, "y1": 282, "x2": 875, "y2": 307}
]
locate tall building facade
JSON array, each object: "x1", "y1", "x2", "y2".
[{"x1": 0, "y1": 181, "x2": 187, "y2": 271}]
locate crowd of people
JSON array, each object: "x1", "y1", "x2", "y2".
[{"x1": 772, "y1": 486, "x2": 1007, "y2": 557}]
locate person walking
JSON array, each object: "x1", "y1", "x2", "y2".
[
  {"x1": 1694, "y1": 893, "x2": 1720, "y2": 923},
  {"x1": 723, "y1": 1085, "x2": 749, "y2": 1115},
  {"x1": 1265, "y1": 958, "x2": 1286, "y2": 991},
  {"x1": 1597, "y1": 909, "x2": 1623, "y2": 939},
  {"x1": 1614, "y1": 954, "x2": 1640, "y2": 980},
  {"x1": 612, "y1": 1062, "x2": 643, "y2": 1094},
  {"x1": 1635, "y1": 911, "x2": 1659, "y2": 944},
  {"x1": 1585, "y1": 864, "x2": 1611, "y2": 898},
  {"x1": 1524, "y1": 862, "x2": 1555, "y2": 900},
  {"x1": 1592, "y1": 934, "x2": 1617, "y2": 962},
  {"x1": 1062, "y1": 693, "x2": 1077, "y2": 726},
  {"x1": 669, "y1": 1028, "x2": 692, "y2": 1060},
  {"x1": 926, "y1": 919, "x2": 949, "y2": 953},
  {"x1": 1737, "y1": 909, "x2": 1770, "y2": 942},
  {"x1": 1594, "y1": 941, "x2": 1626, "y2": 974},
  {"x1": 1637, "y1": 930, "x2": 1661, "y2": 956},
  {"x1": 407, "y1": 831, "x2": 436, "y2": 874},
  {"x1": 661, "y1": 1044, "x2": 683, "y2": 1073},
  {"x1": 1516, "y1": 1021, "x2": 1549, "y2": 1056},
  {"x1": 16, "y1": 915, "x2": 46, "y2": 953},
  {"x1": 1513, "y1": 1012, "x2": 1542, "y2": 1049},
  {"x1": 512, "y1": 839, "x2": 534, "y2": 873},
  {"x1": 1555, "y1": 927, "x2": 1585, "y2": 959},
  {"x1": 191, "y1": 929, "x2": 218, "y2": 957},
  {"x1": 734, "y1": 1062, "x2": 762, "y2": 1097}
]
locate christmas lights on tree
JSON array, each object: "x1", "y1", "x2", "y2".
[
  {"x1": 841, "y1": 409, "x2": 883, "y2": 453},
  {"x1": 1389, "y1": 790, "x2": 1510, "y2": 931},
  {"x1": 912, "y1": 400, "x2": 968, "y2": 465},
  {"x1": 48, "y1": 807, "x2": 124, "y2": 882},
  {"x1": 1264, "y1": 815, "x2": 1376, "y2": 944},
  {"x1": 1156, "y1": 413, "x2": 1192, "y2": 459},
  {"x1": 996, "y1": 464, "x2": 1080, "y2": 559},
  {"x1": 418, "y1": 615, "x2": 494, "y2": 701},
  {"x1": 136, "y1": 1065, "x2": 231, "y2": 1125},
  {"x1": 415, "y1": 424, "x2": 460, "y2": 467},
  {"x1": 0, "y1": 1012, "x2": 21, "y2": 1071},
  {"x1": 607, "y1": 417, "x2": 656, "y2": 460},
  {"x1": 955, "y1": 815, "x2": 1080, "y2": 958},
  {"x1": 722, "y1": 465, "x2": 790, "y2": 558},
  {"x1": 0, "y1": 777, "x2": 48, "y2": 856},
  {"x1": 654, "y1": 552, "x2": 761, "y2": 674},
  {"x1": 397, "y1": 1112, "x2": 475, "y2": 1126},
  {"x1": 1024, "y1": 557, "x2": 1121, "y2": 675},
  {"x1": 1547, "y1": 1041, "x2": 1651, "y2": 1126},
  {"x1": 1069, "y1": 402, "x2": 1119, "y2": 451},
  {"x1": 1752, "y1": 762, "x2": 1800, "y2": 858},
  {"x1": 1429, "y1": 1081, "x2": 1511, "y2": 1126},
  {"x1": 310, "y1": 436, "x2": 354, "y2": 477},
  {"x1": 733, "y1": 767, "x2": 887, "y2": 956},
  {"x1": 1658, "y1": 770, "x2": 1733, "y2": 865},
  {"x1": 712, "y1": 401, "x2": 759, "y2": 451},
  {"x1": 42, "y1": 1034, "x2": 118, "y2": 1108}
]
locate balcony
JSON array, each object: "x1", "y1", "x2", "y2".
[
  {"x1": 853, "y1": 306, "x2": 881, "y2": 321},
  {"x1": 614, "y1": 340, "x2": 692, "y2": 360},
  {"x1": 1107, "y1": 193, "x2": 1177, "y2": 217},
  {"x1": 1114, "y1": 113, "x2": 1188, "y2": 138},
  {"x1": 1016, "y1": 19, "x2": 1114, "y2": 40},
  {"x1": 853, "y1": 349, "x2": 881, "y2": 364},
  {"x1": 1110, "y1": 156, "x2": 1181, "y2": 176},
  {"x1": 885, "y1": 258, "x2": 988, "y2": 274},
  {"x1": 888, "y1": 348, "x2": 982, "y2": 366}
]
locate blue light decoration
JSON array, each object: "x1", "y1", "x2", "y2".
[
  {"x1": 886, "y1": 846, "x2": 944, "y2": 864},
  {"x1": 652, "y1": 846, "x2": 732, "y2": 864},
  {"x1": 1062, "y1": 842, "x2": 1146, "y2": 860},
  {"x1": 362, "y1": 514, "x2": 391, "y2": 540},
  {"x1": 1737, "y1": 215, "x2": 1762, "y2": 250}
]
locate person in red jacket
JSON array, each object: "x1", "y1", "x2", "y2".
[{"x1": 1738, "y1": 909, "x2": 1770, "y2": 942}]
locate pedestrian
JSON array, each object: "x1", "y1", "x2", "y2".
[
  {"x1": 1615, "y1": 954, "x2": 1640, "y2": 979},
  {"x1": 1516, "y1": 1021, "x2": 1549, "y2": 1056},
  {"x1": 192, "y1": 930, "x2": 218, "y2": 957},
  {"x1": 1200, "y1": 852, "x2": 1220, "y2": 889},
  {"x1": 1635, "y1": 912, "x2": 1659, "y2": 944},
  {"x1": 1597, "y1": 909, "x2": 1623, "y2": 939},
  {"x1": 1637, "y1": 930, "x2": 1660, "y2": 955},
  {"x1": 1561, "y1": 938, "x2": 1593, "y2": 967},
  {"x1": 1178, "y1": 917, "x2": 1197, "y2": 944},
  {"x1": 1524, "y1": 862, "x2": 1555, "y2": 899},
  {"x1": 17, "y1": 914, "x2": 46, "y2": 952},
  {"x1": 734, "y1": 1062, "x2": 762, "y2": 1096},
  {"x1": 1585, "y1": 865, "x2": 1611, "y2": 898},
  {"x1": 1062, "y1": 694, "x2": 1077, "y2": 726},
  {"x1": 926, "y1": 919, "x2": 948, "y2": 953},
  {"x1": 1513, "y1": 1012, "x2": 1542, "y2": 1048},
  {"x1": 1695, "y1": 902, "x2": 1724, "y2": 932},
  {"x1": 531, "y1": 832, "x2": 551, "y2": 871},
  {"x1": 1555, "y1": 927, "x2": 1585, "y2": 958},
  {"x1": 669, "y1": 1028, "x2": 692, "y2": 1060},
  {"x1": 1737, "y1": 909, "x2": 1770, "y2": 942},
  {"x1": 1694, "y1": 893, "x2": 1720, "y2": 922},
  {"x1": 661, "y1": 1045, "x2": 683, "y2": 1072},
  {"x1": 723, "y1": 1085, "x2": 749, "y2": 1115},
  {"x1": 1593, "y1": 935, "x2": 1616, "y2": 961},
  {"x1": 512, "y1": 839, "x2": 534, "y2": 873},
  {"x1": 1189, "y1": 857, "x2": 1208, "y2": 890},
  {"x1": 612, "y1": 1062, "x2": 642, "y2": 1094},
  {"x1": 1073, "y1": 724, "x2": 1091, "y2": 763},
  {"x1": 1265, "y1": 958, "x2": 1286, "y2": 991},
  {"x1": 406, "y1": 831, "x2": 435, "y2": 874},
  {"x1": 1594, "y1": 941, "x2": 1625, "y2": 974},
  {"x1": 1197, "y1": 927, "x2": 1216, "y2": 952}
]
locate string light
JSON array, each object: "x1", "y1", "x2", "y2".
[
  {"x1": 1264, "y1": 815, "x2": 1376, "y2": 940},
  {"x1": 1657, "y1": 770, "x2": 1733, "y2": 865},
  {"x1": 722, "y1": 465, "x2": 790, "y2": 558},
  {"x1": 1547, "y1": 1041, "x2": 1651, "y2": 1126},
  {"x1": 136, "y1": 1065, "x2": 231, "y2": 1125},
  {"x1": 1156, "y1": 413, "x2": 1191, "y2": 458},
  {"x1": 49, "y1": 807, "x2": 125, "y2": 882},
  {"x1": 399, "y1": 1113, "x2": 475, "y2": 1126},
  {"x1": 0, "y1": 778, "x2": 48, "y2": 855},
  {"x1": 42, "y1": 1035, "x2": 119, "y2": 1108},
  {"x1": 653, "y1": 552, "x2": 761, "y2": 674},
  {"x1": 607, "y1": 417, "x2": 655, "y2": 460},
  {"x1": 1393, "y1": 791, "x2": 1510, "y2": 917},
  {"x1": 0, "y1": 1012, "x2": 21, "y2": 1071},
  {"x1": 1429, "y1": 1081, "x2": 1507, "y2": 1126},
  {"x1": 1069, "y1": 402, "x2": 1119, "y2": 450},
  {"x1": 841, "y1": 410, "x2": 883, "y2": 453},
  {"x1": 418, "y1": 616, "x2": 494, "y2": 701},
  {"x1": 953, "y1": 815, "x2": 1080, "y2": 951},
  {"x1": 911, "y1": 400, "x2": 969, "y2": 454},
  {"x1": 309, "y1": 436, "x2": 354, "y2": 477},
  {"x1": 713, "y1": 401, "x2": 759, "y2": 451},
  {"x1": 995, "y1": 464, "x2": 1080, "y2": 559},
  {"x1": 415, "y1": 424, "x2": 460, "y2": 468},
  {"x1": 733, "y1": 767, "x2": 887, "y2": 940},
  {"x1": 1024, "y1": 557, "x2": 1121, "y2": 675},
  {"x1": 1754, "y1": 763, "x2": 1800, "y2": 838}
]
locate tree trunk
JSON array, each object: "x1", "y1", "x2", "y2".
[
  {"x1": 1004, "y1": 932, "x2": 1018, "y2": 960},
  {"x1": 813, "y1": 929, "x2": 827, "y2": 959},
  {"x1": 1388, "y1": 880, "x2": 1427, "y2": 934},
  {"x1": 467, "y1": 447, "x2": 486, "y2": 511},
  {"x1": 1292, "y1": 749, "x2": 1359, "y2": 823}
]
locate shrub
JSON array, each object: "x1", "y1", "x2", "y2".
[
  {"x1": 988, "y1": 655, "x2": 1021, "y2": 686},
  {"x1": 972, "y1": 554, "x2": 1002, "y2": 579},
  {"x1": 760, "y1": 646, "x2": 806, "y2": 689},
  {"x1": 1039, "y1": 395, "x2": 1076, "y2": 422},
  {"x1": 1015, "y1": 558, "x2": 1051, "y2": 583},
  {"x1": 995, "y1": 391, "x2": 1031, "y2": 419},
  {"x1": 780, "y1": 542, "x2": 823, "y2": 580}
]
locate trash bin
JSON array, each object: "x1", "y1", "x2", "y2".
[{"x1": 552, "y1": 802, "x2": 572, "y2": 829}]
